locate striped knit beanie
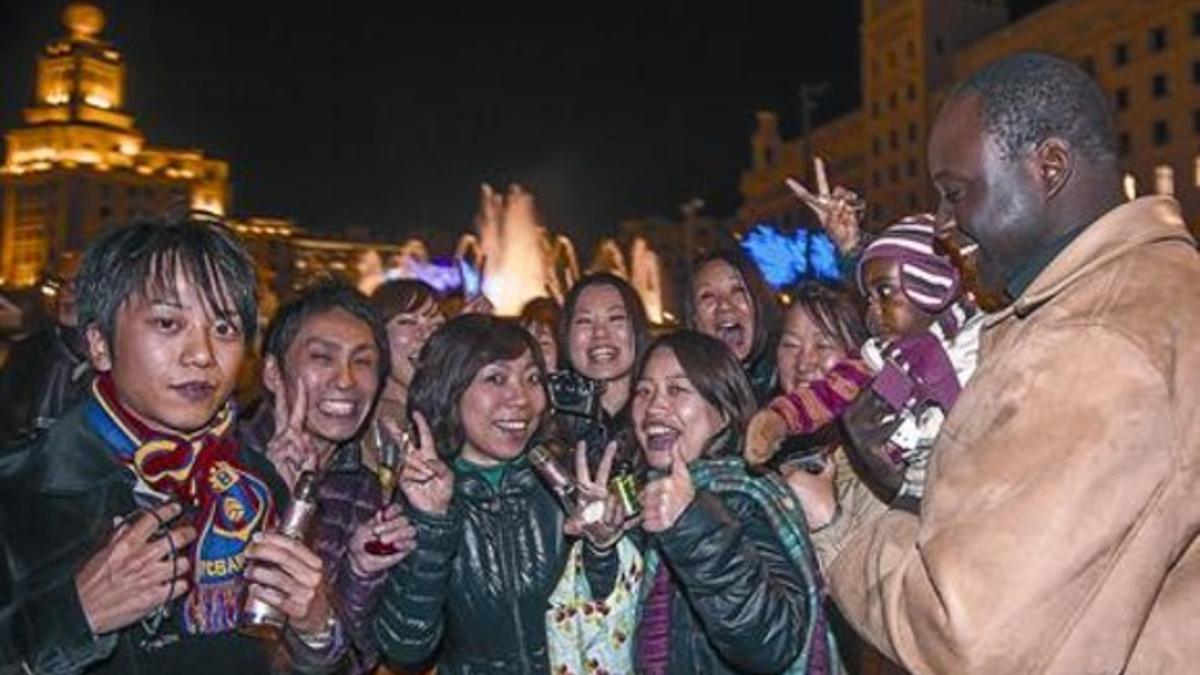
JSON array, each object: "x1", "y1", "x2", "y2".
[{"x1": 856, "y1": 214, "x2": 962, "y2": 314}]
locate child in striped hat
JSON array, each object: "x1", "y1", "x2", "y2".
[{"x1": 746, "y1": 214, "x2": 983, "y2": 502}]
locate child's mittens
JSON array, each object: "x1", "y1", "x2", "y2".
[
  {"x1": 871, "y1": 331, "x2": 962, "y2": 413},
  {"x1": 744, "y1": 407, "x2": 789, "y2": 466}
]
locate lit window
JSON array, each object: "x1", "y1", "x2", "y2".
[
  {"x1": 1155, "y1": 165, "x2": 1174, "y2": 196},
  {"x1": 1123, "y1": 173, "x2": 1137, "y2": 200},
  {"x1": 1193, "y1": 156, "x2": 1200, "y2": 187}
]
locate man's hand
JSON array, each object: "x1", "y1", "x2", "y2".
[
  {"x1": 348, "y1": 505, "x2": 417, "y2": 577},
  {"x1": 640, "y1": 445, "x2": 696, "y2": 533},
  {"x1": 243, "y1": 533, "x2": 330, "y2": 635},
  {"x1": 397, "y1": 412, "x2": 454, "y2": 516},
  {"x1": 266, "y1": 378, "x2": 318, "y2": 493},
  {"x1": 744, "y1": 408, "x2": 789, "y2": 466},
  {"x1": 76, "y1": 503, "x2": 196, "y2": 635},
  {"x1": 785, "y1": 156, "x2": 865, "y2": 254}
]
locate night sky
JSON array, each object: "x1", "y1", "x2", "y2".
[{"x1": 1, "y1": 1, "x2": 1051, "y2": 254}]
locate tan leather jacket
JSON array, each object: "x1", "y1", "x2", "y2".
[{"x1": 824, "y1": 197, "x2": 1200, "y2": 674}]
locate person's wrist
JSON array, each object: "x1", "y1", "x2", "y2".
[{"x1": 294, "y1": 613, "x2": 339, "y2": 650}]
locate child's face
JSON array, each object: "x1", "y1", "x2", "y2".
[
  {"x1": 88, "y1": 268, "x2": 246, "y2": 434},
  {"x1": 862, "y1": 258, "x2": 934, "y2": 341}
]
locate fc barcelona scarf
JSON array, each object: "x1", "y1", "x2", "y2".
[{"x1": 85, "y1": 374, "x2": 276, "y2": 634}]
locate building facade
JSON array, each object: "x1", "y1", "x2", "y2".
[
  {"x1": 1, "y1": 3, "x2": 229, "y2": 287},
  {"x1": 740, "y1": 0, "x2": 1200, "y2": 235}
]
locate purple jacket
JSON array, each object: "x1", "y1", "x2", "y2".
[{"x1": 240, "y1": 405, "x2": 392, "y2": 675}]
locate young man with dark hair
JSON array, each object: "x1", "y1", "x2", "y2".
[
  {"x1": 795, "y1": 52, "x2": 1200, "y2": 674},
  {"x1": 0, "y1": 220, "x2": 344, "y2": 673},
  {"x1": 240, "y1": 280, "x2": 415, "y2": 675}
]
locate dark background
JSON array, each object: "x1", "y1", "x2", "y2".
[{"x1": 0, "y1": 1, "x2": 1053, "y2": 253}]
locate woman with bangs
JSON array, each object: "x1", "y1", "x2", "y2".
[
  {"x1": 630, "y1": 330, "x2": 840, "y2": 674},
  {"x1": 552, "y1": 273, "x2": 651, "y2": 470},
  {"x1": 373, "y1": 314, "x2": 624, "y2": 674}
]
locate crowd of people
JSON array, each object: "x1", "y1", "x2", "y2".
[{"x1": 0, "y1": 51, "x2": 1196, "y2": 675}]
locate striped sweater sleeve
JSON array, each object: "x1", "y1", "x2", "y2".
[{"x1": 768, "y1": 358, "x2": 874, "y2": 435}]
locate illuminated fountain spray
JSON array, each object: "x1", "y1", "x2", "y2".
[
  {"x1": 356, "y1": 239, "x2": 431, "y2": 296},
  {"x1": 629, "y1": 237, "x2": 663, "y2": 323},
  {"x1": 457, "y1": 183, "x2": 586, "y2": 315},
  {"x1": 353, "y1": 183, "x2": 664, "y2": 321},
  {"x1": 589, "y1": 236, "x2": 665, "y2": 323}
]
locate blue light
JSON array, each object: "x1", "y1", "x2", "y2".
[{"x1": 740, "y1": 223, "x2": 843, "y2": 289}]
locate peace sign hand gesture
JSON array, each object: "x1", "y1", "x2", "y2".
[
  {"x1": 785, "y1": 156, "x2": 866, "y2": 255},
  {"x1": 640, "y1": 445, "x2": 696, "y2": 533},
  {"x1": 266, "y1": 379, "x2": 319, "y2": 494},
  {"x1": 564, "y1": 441, "x2": 640, "y2": 549},
  {"x1": 397, "y1": 412, "x2": 455, "y2": 516}
]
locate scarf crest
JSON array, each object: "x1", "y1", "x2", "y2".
[{"x1": 85, "y1": 375, "x2": 276, "y2": 634}]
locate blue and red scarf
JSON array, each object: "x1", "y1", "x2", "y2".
[{"x1": 85, "y1": 374, "x2": 276, "y2": 634}]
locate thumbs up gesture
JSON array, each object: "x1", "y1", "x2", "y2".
[{"x1": 640, "y1": 445, "x2": 696, "y2": 533}]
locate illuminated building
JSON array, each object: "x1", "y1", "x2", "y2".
[
  {"x1": 740, "y1": 0, "x2": 1200, "y2": 236},
  {"x1": 1, "y1": 2, "x2": 229, "y2": 287}
]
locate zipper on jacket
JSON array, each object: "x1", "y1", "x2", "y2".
[{"x1": 499, "y1": 481, "x2": 533, "y2": 674}]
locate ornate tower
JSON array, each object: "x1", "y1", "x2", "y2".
[{"x1": 1, "y1": 3, "x2": 230, "y2": 286}]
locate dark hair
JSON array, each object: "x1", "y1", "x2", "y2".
[
  {"x1": 263, "y1": 279, "x2": 391, "y2": 386},
  {"x1": 519, "y1": 296, "x2": 562, "y2": 367},
  {"x1": 370, "y1": 278, "x2": 439, "y2": 322},
  {"x1": 684, "y1": 248, "x2": 781, "y2": 366},
  {"x1": 559, "y1": 273, "x2": 651, "y2": 375},
  {"x1": 410, "y1": 314, "x2": 547, "y2": 458},
  {"x1": 952, "y1": 51, "x2": 1117, "y2": 167},
  {"x1": 635, "y1": 330, "x2": 757, "y2": 459},
  {"x1": 77, "y1": 218, "x2": 258, "y2": 346},
  {"x1": 785, "y1": 281, "x2": 868, "y2": 354}
]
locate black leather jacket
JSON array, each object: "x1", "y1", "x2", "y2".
[
  {"x1": 0, "y1": 404, "x2": 340, "y2": 674},
  {"x1": 643, "y1": 490, "x2": 811, "y2": 674},
  {"x1": 374, "y1": 456, "x2": 617, "y2": 675}
]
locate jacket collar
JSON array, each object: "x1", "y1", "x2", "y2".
[
  {"x1": 989, "y1": 196, "x2": 1194, "y2": 324},
  {"x1": 34, "y1": 404, "x2": 131, "y2": 494},
  {"x1": 457, "y1": 455, "x2": 540, "y2": 500}
]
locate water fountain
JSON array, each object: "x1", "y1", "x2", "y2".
[{"x1": 354, "y1": 183, "x2": 665, "y2": 320}]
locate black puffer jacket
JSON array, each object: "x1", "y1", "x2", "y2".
[
  {"x1": 374, "y1": 456, "x2": 618, "y2": 675},
  {"x1": 642, "y1": 489, "x2": 811, "y2": 674}
]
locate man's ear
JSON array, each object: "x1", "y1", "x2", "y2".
[
  {"x1": 1035, "y1": 137, "x2": 1072, "y2": 200},
  {"x1": 263, "y1": 354, "x2": 283, "y2": 398},
  {"x1": 85, "y1": 324, "x2": 112, "y2": 372}
]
